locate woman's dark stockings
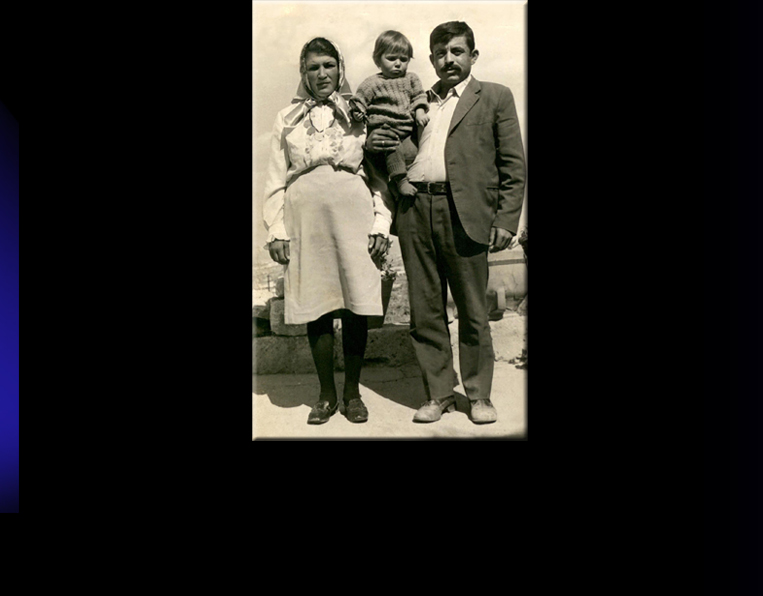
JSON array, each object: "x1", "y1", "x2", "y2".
[{"x1": 306, "y1": 312, "x2": 368, "y2": 406}]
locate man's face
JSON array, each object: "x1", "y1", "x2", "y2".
[{"x1": 429, "y1": 35, "x2": 478, "y2": 91}]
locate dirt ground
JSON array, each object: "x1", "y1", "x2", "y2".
[{"x1": 252, "y1": 315, "x2": 527, "y2": 440}]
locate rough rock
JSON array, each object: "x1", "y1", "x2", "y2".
[
  {"x1": 495, "y1": 263, "x2": 527, "y2": 298},
  {"x1": 253, "y1": 323, "x2": 419, "y2": 374},
  {"x1": 252, "y1": 317, "x2": 271, "y2": 337},
  {"x1": 381, "y1": 274, "x2": 410, "y2": 325},
  {"x1": 489, "y1": 315, "x2": 527, "y2": 363},
  {"x1": 489, "y1": 246, "x2": 527, "y2": 297},
  {"x1": 516, "y1": 295, "x2": 527, "y2": 316},
  {"x1": 269, "y1": 298, "x2": 307, "y2": 336},
  {"x1": 487, "y1": 278, "x2": 507, "y2": 320},
  {"x1": 252, "y1": 289, "x2": 273, "y2": 319},
  {"x1": 448, "y1": 314, "x2": 526, "y2": 365},
  {"x1": 334, "y1": 324, "x2": 417, "y2": 370},
  {"x1": 253, "y1": 335, "x2": 314, "y2": 374}
]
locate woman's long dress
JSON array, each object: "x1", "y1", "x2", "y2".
[{"x1": 262, "y1": 103, "x2": 393, "y2": 325}]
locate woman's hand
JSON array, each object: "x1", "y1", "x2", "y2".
[
  {"x1": 366, "y1": 124, "x2": 400, "y2": 154},
  {"x1": 269, "y1": 240, "x2": 290, "y2": 264},
  {"x1": 368, "y1": 234, "x2": 389, "y2": 263}
]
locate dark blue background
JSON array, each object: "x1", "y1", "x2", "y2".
[
  {"x1": 702, "y1": 0, "x2": 763, "y2": 591},
  {"x1": 0, "y1": 99, "x2": 19, "y2": 513}
]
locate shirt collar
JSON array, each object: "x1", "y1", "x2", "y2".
[{"x1": 428, "y1": 74, "x2": 473, "y2": 103}]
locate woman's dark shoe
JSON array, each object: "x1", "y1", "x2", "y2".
[
  {"x1": 343, "y1": 397, "x2": 369, "y2": 423},
  {"x1": 307, "y1": 400, "x2": 338, "y2": 425}
]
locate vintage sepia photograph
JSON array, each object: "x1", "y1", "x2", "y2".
[{"x1": 252, "y1": 1, "x2": 527, "y2": 439}]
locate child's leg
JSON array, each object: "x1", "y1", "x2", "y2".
[
  {"x1": 385, "y1": 144, "x2": 408, "y2": 179},
  {"x1": 386, "y1": 137, "x2": 418, "y2": 197},
  {"x1": 399, "y1": 135, "x2": 419, "y2": 167}
]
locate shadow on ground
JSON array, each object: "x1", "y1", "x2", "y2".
[
  {"x1": 361, "y1": 369, "x2": 472, "y2": 414},
  {"x1": 452, "y1": 391, "x2": 471, "y2": 415},
  {"x1": 359, "y1": 377, "x2": 424, "y2": 410},
  {"x1": 252, "y1": 375, "x2": 317, "y2": 409},
  {"x1": 252, "y1": 366, "x2": 471, "y2": 414},
  {"x1": 253, "y1": 368, "x2": 428, "y2": 411}
]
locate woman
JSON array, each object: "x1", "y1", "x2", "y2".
[{"x1": 263, "y1": 37, "x2": 393, "y2": 425}]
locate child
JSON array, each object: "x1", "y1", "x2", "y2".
[{"x1": 350, "y1": 30, "x2": 429, "y2": 197}]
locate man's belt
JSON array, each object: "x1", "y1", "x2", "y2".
[{"x1": 410, "y1": 181, "x2": 450, "y2": 195}]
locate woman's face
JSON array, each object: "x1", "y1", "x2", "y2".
[{"x1": 304, "y1": 51, "x2": 339, "y2": 100}]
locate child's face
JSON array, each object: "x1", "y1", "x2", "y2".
[{"x1": 378, "y1": 51, "x2": 410, "y2": 78}]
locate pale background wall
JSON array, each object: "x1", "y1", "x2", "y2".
[{"x1": 253, "y1": 1, "x2": 527, "y2": 265}]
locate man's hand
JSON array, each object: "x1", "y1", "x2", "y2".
[
  {"x1": 366, "y1": 124, "x2": 400, "y2": 154},
  {"x1": 268, "y1": 240, "x2": 290, "y2": 264},
  {"x1": 368, "y1": 234, "x2": 390, "y2": 264},
  {"x1": 488, "y1": 227, "x2": 513, "y2": 253}
]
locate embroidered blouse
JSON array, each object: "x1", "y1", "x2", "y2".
[{"x1": 262, "y1": 103, "x2": 393, "y2": 243}]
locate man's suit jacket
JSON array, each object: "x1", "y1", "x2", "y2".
[{"x1": 391, "y1": 77, "x2": 526, "y2": 245}]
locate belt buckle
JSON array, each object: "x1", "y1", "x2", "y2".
[{"x1": 427, "y1": 182, "x2": 436, "y2": 194}]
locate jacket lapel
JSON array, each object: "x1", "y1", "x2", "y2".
[{"x1": 448, "y1": 77, "x2": 481, "y2": 135}]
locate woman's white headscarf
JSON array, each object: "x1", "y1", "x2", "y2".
[{"x1": 283, "y1": 37, "x2": 353, "y2": 128}]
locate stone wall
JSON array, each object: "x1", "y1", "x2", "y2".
[
  {"x1": 252, "y1": 246, "x2": 527, "y2": 375},
  {"x1": 253, "y1": 323, "x2": 417, "y2": 374}
]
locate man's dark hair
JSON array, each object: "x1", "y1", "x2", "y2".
[
  {"x1": 430, "y1": 21, "x2": 475, "y2": 52},
  {"x1": 304, "y1": 38, "x2": 339, "y2": 62}
]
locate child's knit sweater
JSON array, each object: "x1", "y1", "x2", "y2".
[{"x1": 351, "y1": 72, "x2": 428, "y2": 138}]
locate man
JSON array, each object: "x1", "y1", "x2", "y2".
[{"x1": 367, "y1": 21, "x2": 526, "y2": 424}]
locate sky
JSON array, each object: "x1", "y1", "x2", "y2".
[{"x1": 253, "y1": 1, "x2": 527, "y2": 263}]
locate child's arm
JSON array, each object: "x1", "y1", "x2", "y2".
[
  {"x1": 349, "y1": 97, "x2": 367, "y2": 122},
  {"x1": 350, "y1": 76, "x2": 378, "y2": 122},
  {"x1": 415, "y1": 107, "x2": 429, "y2": 128},
  {"x1": 409, "y1": 73, "x2": 430, "y2": 127}
]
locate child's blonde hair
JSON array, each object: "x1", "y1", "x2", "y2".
[{"x1": 372, "y1": 30, "x2": 414, "y2": 67}]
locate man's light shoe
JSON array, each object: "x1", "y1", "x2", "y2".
[
  {"x1": 413, "y1": 396, "x2": 457, "y2": 423},
  {"x1": 469, "y1": 399, "x2": 498, "y2": 424}
]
